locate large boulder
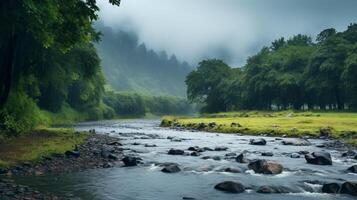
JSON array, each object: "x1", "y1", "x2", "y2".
[
  {"x1": 340, "y1": 181, "x2": 357, "y2": 196},
  {"x1": 168, "y1": 149, "x2": 185, "y2": 155},
  {"x1": 161, "y1": 164, "x2": 181, "y2": 173},
  {"x1": 214, "y1": 181, "x2": 245, "y2": 193},
  {"x1": 305, "y1": 152, "x2": 332, "y2": 165},
  {"x1": 250, "y1": 138, "x2": 267, "y2": 145},
  {"x1": 347, "y1": 165, "x2": 357, "y2": 173},
  {"x1": 122, "y1": 156, "x2": 138, "y2": 166},
  {"x1": 322, "y1": 183, "x2": 340, "y2": 194},
  {"x1": 235, "y1": 153, "x2": 248, "y2": 163},
  {"x1": 248, "y1": 159, "x2": 283, "y2": 174}
]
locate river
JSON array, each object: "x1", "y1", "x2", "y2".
[{"x1": 15, "y1": 119, "x2": 357, "y2": 200}]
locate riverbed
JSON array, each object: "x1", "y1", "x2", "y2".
[{"x1": 15, "y1": 119, "x2": 357, "y2": 200}]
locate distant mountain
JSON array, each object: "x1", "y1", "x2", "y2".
[{"x1": 94, "y1": 23, "x2": 192, "y2": 97}]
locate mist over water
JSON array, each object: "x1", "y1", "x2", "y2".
[{"x1": 97, "y1": 0, "x2": 357, "y2": 66}]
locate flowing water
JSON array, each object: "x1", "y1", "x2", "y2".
[{"x1": 15, "y1": 119, "x2": 357, "y2": 200}]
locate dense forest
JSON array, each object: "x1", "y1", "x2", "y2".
[
  {"x1": 0, "y1": 1, "x2": 192, "y2": 135},
  {"x1": 95, "y1": 23, "x2": 192, "y2": 97},
  {"x1": 186, "y1": 24, "x2": 357, "y2": 113}
]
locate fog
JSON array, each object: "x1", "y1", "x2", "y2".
[{"x1": 98, "y1": 0, "x2": 357, "y2": 66}]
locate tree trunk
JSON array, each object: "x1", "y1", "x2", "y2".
[{"x1": 0, "y1": 34, "x2": 17, "y2": 109}]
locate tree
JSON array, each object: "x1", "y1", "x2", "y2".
[
  {"x1": 186, "y1": 59, "x2": 231, "y2": 112},
  {"x1": 0, "y1": 0, "x2": 120, "y2": 108}
]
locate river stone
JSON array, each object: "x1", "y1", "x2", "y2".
[
  {"x1": 235, "y1": 153, "x2": 248, "y2": 163},
  {"x1": 122, "y1": 156, "x2": 138, "y2": 166},
  {"x1": 322, "y1": 183, "x2": 340, "y2": 194},
  {"x1": 347, "y1": 165, "x2": 357, "y2": 173},
  {"x1": 261, "y1": 152, "x2": 274, "y2": 157},
  {"x1": 225, "y1": 152, "x2": 237, "y2": 157},
  {"x1": 257, "y1": 185, "x2": 291, "y2": 193},
  {"x1": 250, "y1": 138, "x2": 267, "y2": 145},
  {"x1": 290, "y1": 153, "x2": 301, "y2": 158},
  {"x1": 214, "y1": 146, "x2": 228, "y2": 151},
  {"x1": 0, "y1": 168, "x2": 8, "y2": 174},
  {"x1": 203, "y1": 147, "x2": 214, "y2": 151},
  {"x1": 171, "y1": 137, "x2": 182, "y2": 142},
  {"x1": 161, "y1": 164, "x2": 181, "y2": 173},
  {"x1": 107, "y1": 141, "x2": 122, "y2": 146},
  {"x1": 144, "y1": 144, "x2": 157, "y2": 147},
  {"x1": 248, "y1": 160, "x2": 283, "y2": 174},
  {"x1": 182, "y1": 197, "x2": 196, "y2": 200},
  {"x1": 305, "y1": 152, "x2": 332, "y2": 165},
  {"x1": 168, "y1": 149, "x2": 185, "y2": 155},
  {"x1": 214, "y1": 181, "x2": 245, "y2": 193},
  {"x1": 212, "y1": 156, "x2": 221, "y2": 161},
  {"x1": 190, "y1": 151, "x2": 201, "y2": 156},
  {"x1": 65, "y1": 150, "x2": 80, "y2": 158},
  {"x1": 224, "y1": 167, "x2": 241, "y2": 173},
  {"x1": 342, "y1": 150, "x2": 356, "y2": 157},
  {"x1": 282, "y1": 139, "x2": 310, "y2": 146},
  {"x1": 340, "y1": 181, "x2": 357, "y2": 196},
  {"x1": 108, "y1": 154, "x2": 118, "y2": 160}
]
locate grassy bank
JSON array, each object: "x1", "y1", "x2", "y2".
[
  {"x1": 161, "y1": 111, "x2": 357, "y2": 144},
  {"x1": 0, "y1": 128, "x2": 88, "y2": 167}
]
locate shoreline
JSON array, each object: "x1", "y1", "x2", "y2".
[{"x1": 0, "y1": 133, "x2": 123, "y2": 199}]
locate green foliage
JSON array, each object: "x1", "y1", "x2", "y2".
[
  {"x1": 104, "y1": 92, "x2": 146, "y2": 117},
  {"x1": 0, "y1": 91, "x2": 49, "y2": 134},
  {"x1": 186, "y1": 24, "x2": 357, "y2": 113}
]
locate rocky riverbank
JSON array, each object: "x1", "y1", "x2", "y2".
[{"x1": 0, "y1": 132, "x2": 124, "y2": 199}]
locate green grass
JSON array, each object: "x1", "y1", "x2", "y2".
[
  {"x1": 0, "y1": 128, "x2": 88, "y2": 167},
  {"x1": 162, "y1": 111, "x2": 357, "y2": 144}
]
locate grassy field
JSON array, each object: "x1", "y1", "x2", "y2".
[
  {"x1": 161, "y1": 111, "x2": 357, "y2": 144},
  {"x1": 0, "y1": 128, "x2": 88, "y2": 167}
]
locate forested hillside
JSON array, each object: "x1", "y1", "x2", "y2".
[
  {"x1": 95, "y1": 23, "x2": 192, "y2": 97},
  {"x1": 186, "y1": 24, "x2": 357, "y2": 113}
]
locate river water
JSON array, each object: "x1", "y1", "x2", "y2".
[{"x1": 15, "y1": 119, "x2": 357, "y2": 200}]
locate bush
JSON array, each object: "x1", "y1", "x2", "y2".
[{"x1": 0, "y1": 91, "x2": 49, "y2": 134}]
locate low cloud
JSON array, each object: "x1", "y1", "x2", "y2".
[{"x1": 98, "y1": 0, "x2": 357, "y2": 66}]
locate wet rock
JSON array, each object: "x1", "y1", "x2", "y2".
[
  {"x1": 225, "y1": 152, "x2": 237, "y2": 157},
  {"x1": 0, "y1": 168, "x2": 8, "y2": 175},
  {"x1": 342, "y1": 150, "x2": 356, "y2": 157},
  {"x1": 208, "y1": 122, "x2": 216, "y2": 128},
  {"x1": 347, "y1": 165, "x2": 357, "y2": 173},
  {"x1": 65, "y1": 150, "x2": 80, "y2": 158},
  {"x1": 214, "y1": 146, "x2": 228, "y2": 151},
  {"x1": 214, "y1": 181, "x2": 245, "y2": 193},
  {"x1": 355, "y1": 155, "x2": 357, "y2": 160},
  {"x1": 305, "y1": 152, "x2": 332, "y2": 165},
  {"x1": 250, "y1": 138, "x2": 267, "y2": 145},
  {"x1": 257, "y1": 185, "x2": 291, "y2": 193},
  {"x1": 298, "y1": 151, "x2": 309, "y2": 155},
  {"x1": 201, "y1": 156, "x2": 211, "y2": 160},
  {"x1": 248, "y1": 159, "x2": 283, "y2": 174},
  {"x1": 231, "y1": 122, "x2": 242, "y2": 127},
  {"x1": 290, "y1": 153, "x2": 301, "y2": 158},
  {"x1": 103, "y1": 163, "x2": 113, "y2": 168},
  {"x1": 144, "y1": 144, "x2": 157, "y2": 147},
  {"x1": 161, "y1": 164, "x2": 181, "y2": 173},
  {"x1": 108, "y1": 154, "x2": 118, "y2": 160},
  {"x1": 224, "y1": 167, "x2": 241, "y2": 173},
  {"x1": 322, "y1": 183, "x2": 340, "y2": 194},
  {"x1": 188, "y1": 146, "x2": 204, "y2": 152},
  {"x1": 168, "y1": 149, "x2": 185, "y2": 155},
  {"x1": 122, "y1": 156, "x2": 138, "y2": 166},
  {"x1": 203, "y1": 147, "x2": 214, "y2": 151},
  {"x1": 107, "y1": 141, "x2": 122, "y2": 146},
  {"x1": 235, "y1": 153, "x2": 248, "y2": 163},
  {"x1": 170, "y1": 137, "x2": 183, "y2": 142},
  {"x1": 212, "y1": 156, "x2": 221, "y2": 161},
  {"x1": 132, "y1": 142, "x2": 141, "y2": 145},
  {"x1": 190, "y1": 151, "x2": 201, "y2": 156},
  {"x1": 340, "y1": 181, "x2": 357, "y2": 196},
  {"x1": 282, "y1": 139, "x2": 310, "y2": 146},
  {"x1": 182, "y1": 197, "x2": 196, "y2": 200},
  {"x1": 319, "y1": 127, "x2": 331, "y2": 138},
  {"x1": 261, "y1": 152, "x2": 273, "y2": 157},
  {"x1": 316, "y1": 144, "x2": 326, "y2": 148}
]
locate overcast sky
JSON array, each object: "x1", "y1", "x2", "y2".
[{"x1": 97, "y1": 0, "x2": 357, "y2": 66}]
